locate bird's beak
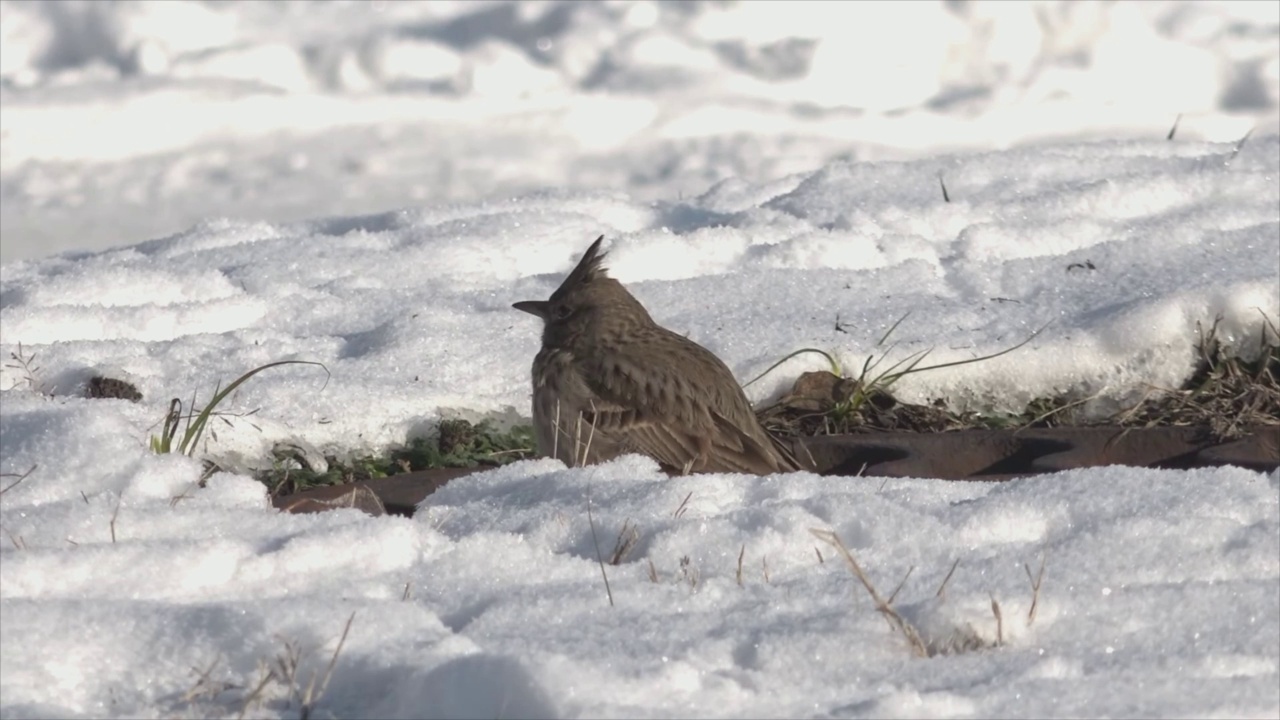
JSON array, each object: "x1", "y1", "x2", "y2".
[{"x1": 512, "y1": 300, "x2": 550, "y2": 320}]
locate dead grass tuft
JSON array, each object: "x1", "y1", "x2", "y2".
[
  {"x1": 1112, "y1": 316, "x2": 1279, "y2": 439},
  {"x1": 762, "y1": 317, "x2": 1278, "y2": 439},
  {"x1": 813, "y1": 528, "x2": 1049, "y2": 658}
]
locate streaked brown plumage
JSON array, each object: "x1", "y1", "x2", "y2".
[{"x1": 513, "y1": 235, "x2": 800, "y2": 475}]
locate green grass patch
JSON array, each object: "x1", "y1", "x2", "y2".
[{"x1": 258, "y1": 420, "x2": 535, "y2": 497}]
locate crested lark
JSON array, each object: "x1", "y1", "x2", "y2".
[{"x1": 513, "y1": 235, "x2": 800, "y2": 475}]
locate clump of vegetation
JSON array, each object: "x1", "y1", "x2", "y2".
[
  {"x1": 758, "y1": 315, "x2": 1279, "y2": 441},
  {"x1": 4, "y1": 343, "x2": 50, "y2": 395},
  {"x1": 259, "y1": 420, "x2": 535, "y2": 497},
  {"x1": 85, "y1": 376, "x2": 143, "y2": 402},
  {"x1": 1111, "y1": 316, "x2": 1279, "y2": 439},
  {"x1": 150, "y1": 360, "x2": 328, "y2": 456},
  {"x1": 812, "y1": 528, "x2": 1046, "y2": 657},
  {"x1": 753, "y1": 314, "x2": 1045, "y2": 436}
]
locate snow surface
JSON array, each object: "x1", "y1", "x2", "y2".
[
  {"x1": 1, "y1": 1, "x2": 1280, "y2": 719},
  {"x1": 2, "y1": 0, "x2": 1278, "y2": 262}
]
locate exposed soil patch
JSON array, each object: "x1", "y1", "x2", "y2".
[{"x1": 265, "y1": 323, "x2": 1279, "y2": 512}]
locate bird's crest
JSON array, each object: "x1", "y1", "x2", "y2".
[{"x1": 550, "y1": 235, "x2": 608, "y2": 301}]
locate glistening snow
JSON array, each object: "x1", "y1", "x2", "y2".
[{"x1": 1, "y1": 2, "x2": 1278, "y2": 719}]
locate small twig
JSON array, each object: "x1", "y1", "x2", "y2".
[
  {"x1": 586, "y1": 486, "x2": 614, "y2": 607},
  {"x1": 1166, "y1": 113, "x2": 1182, "y2": 141},
  {"x1": 647, "y1": 558, "x2": 659, "y2": 583},
  {"x1": 761, "y1": 555, "x2": 770, "y2": 584},
  {"x1": 814, "y1": 547, "x2": 824, "y2": 564},
  {"x1": 401, "y1": 582, "x2": 412, "y2": 601},
  {"x1": 939, "y1": 174, "x2": 951, "y2": 203},
  {"x1": 736, "y1": 544, "x2": 745, "y2": 587}
]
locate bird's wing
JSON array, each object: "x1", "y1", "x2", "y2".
[{"x1": 578, "y1": 333, "x2": 795, "y2": 474}]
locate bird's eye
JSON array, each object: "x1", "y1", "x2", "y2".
[{"x1": 553, "y1": 304, "x2": 572, "y2": 320}]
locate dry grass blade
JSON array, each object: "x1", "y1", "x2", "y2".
[
  {"x1": 672, "y1": 491, "x2": 693, "y2": 519},
  {"x1": 935, "y1": 558, "x2": 961, "y2": 598},
  {"x1": 152, "y1": 360, "x2": 329, "y2": 456},
  {"x1": 647, "y1": 558, "x2": 659, "y2": 583},
  {"x1": 736, "y1": 544, "x2": 745, "y2": 587},
  {"x1": 887, "y1": 566, "x2": 915, "y2": 604},
  {"x1": 1015, "y1": 391, "x2": 1102, "y2": 432},
  {"x1": 552, "y1": 400, "x2": 561, "y2": 462},
  {"x1": 893, "y1": 321, "x2": 1050, "y2": 380},
  {"x1": 744, "y1": 347, "x2": 841, "y2": 389},
  {"x1": 1025, "y1": 554, "x2": 1047, "y2": 626},
  {"x1": 300, "y1": 612, "x2": 355, "y2": 720},
  {"x1": 1227, "y1": 126, "x2": 1255, "y2": 163},
  {"x1": 5, "y1": 342, "x2": 48, "y2": 394},
  {"x1": 609, "y1": 519, "x2": 639, "y2": 565},
  {"x1": 237, "y1": 663, "x2": 275, "y2": 720},
  {"x1": 810, "y1": 528, "x2": 928, "y2": 657},
  {"x1": 109, "y1": 493, "x2": 122, "y2": 543},
  {"x1": 586, "y1": 486, "x2": 614, "y2": 607},
  {"x1": 181, "y1": 657, "x2": 234, "y2": 704},
  {"x1": 580, "y1": 404, "x2": 598, "y2": 468},
  {"x1": 0, "y1": 464, "x2": 37, "y2": 496},
  {"x1": 1111, "y1": 316, "x2": 1279, "y2": 439},
  {"x1": 678, "y1": 555, "x2": 699, "y2": 589},
  {"x1": 991, "y1": 595, "x2": 1004, "y2": 646},
  {"x1": 572, "y1": 412, "x2": 583, "y2": 468},
  {"x1": 3, "y1": 526, "x2": 26, "y2": 550}
]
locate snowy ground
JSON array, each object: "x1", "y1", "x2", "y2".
[
  {"x1": 2, "y1": 0, "x2": 1278, "y2": 262},
  {"x1": 2, "y1": 2, "x2": 1279, "y2": 719}
]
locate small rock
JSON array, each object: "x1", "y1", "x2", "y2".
[{"x1": 84, "y1": 376, "x2": 143, "y2": 402}]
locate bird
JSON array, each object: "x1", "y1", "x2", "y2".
[{"x1": 513, "y1": 235, "x2": 801, "y2": 475}]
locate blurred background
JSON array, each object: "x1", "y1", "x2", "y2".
[{"x1": 1, "y1": 0, "x2": 1276, "y2": 262}]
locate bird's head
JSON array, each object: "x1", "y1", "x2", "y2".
[{"x1": 514, "y1": 235, "x2": 652, "y2": 348}]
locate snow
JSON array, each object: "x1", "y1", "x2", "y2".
[
  {"x1": 3, "y1": 1, "x2": 1278, "y2": 261},
  {"x1": 1, "y1": 1, "x2": 1278, "y2": 718}
]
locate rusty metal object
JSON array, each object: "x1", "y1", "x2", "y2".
[
  {"x1": 274, "y1": 426, "x2": 1279, "y2": 516},
  {"x1": 275, "y1": 483, "x2": 387, "y2": 516},
  {"x1": 273, "y1": 467, "x2": 478, "y2": 517},
  {"x1": 797, "y1": 425, "x2": 1279, "y2": 479}
]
